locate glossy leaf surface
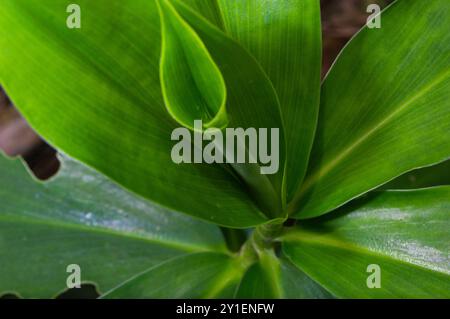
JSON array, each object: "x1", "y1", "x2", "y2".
[
  {"x1": 284, "y1": 187, "x2": 450, "y2": 298},
  {"x1": 0, "y1": 153, "x2": 226, "y2": 297}
]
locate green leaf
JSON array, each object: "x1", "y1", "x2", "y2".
[
  {"x1": 170, "y1": 0, "x2": 287, "y2": 217},
  {"x1": 283, "y1": 187, "x2": 450, "y2": 298},
  {"x1": 219, "y1": 0, "x2": 322, "y2": 201},
  {"x1": 101, "y1": 252, "x2": 244, "y2": 298},
  {"x1": 181, "y1": 0, "x2": 322, "y2": 200},
  {"x1": 235, "y1": 251, "x2": 333, "y2": 298},
  {"x1": 157, "y1": 0, "x2": 228, "y2": 129},
  {"x1": 380, "y1": 159, "x2": 450, "y2": 190},
  {"x1": 290, "y1": 0, "x2": 450, "y2": 218},
  {"x1": 0, "y1": 0, "x2": 270, "y2": 227},
  {"x1": 0, "y1": 152, "x2": 226, "y2": 298}
]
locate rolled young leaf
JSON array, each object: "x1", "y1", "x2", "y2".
[
  {"x1": 283, "y1": 187, "x2": 450, "y2": 298},
  {"x1": 0, "y1": 152, "x2": 226, "y2": 298},
  {"x1": 290, "y1": 0, "x2": 450, "y2": 218},
  {"x1": 157, "y1": 0, "x2": 228, "y2": 129},
  {"x1": 0, "y1": 0, "x2": 270, "y2": 227}
]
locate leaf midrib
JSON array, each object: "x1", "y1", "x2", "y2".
[
  {"x1": 290, "y1": 68, "x2": 450, "y2": 210},
  {"x1": 0, "y1": 214, "x2": 225, "y2": 254},
  {"x1": 282, "y1": 228, "x2": 450, "y2": 277}
]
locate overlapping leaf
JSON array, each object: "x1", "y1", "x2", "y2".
[
  {"x1": 169, "y1": 0, "x2": 287, "y2": 216},
  {"x1": 157, "y1": 0, "x2": 227, "y2": 129},
  {"x1": 0, "y1": 0, "x2": 448, "y2": 300},
  {"x1": 182, "y1": 0, "x2": 322, "y2": 200},
  {"x1": 290, "y1": 0, "x2": 450, "y2": 218},
  {"x1": 102, "y1": 252, "x2": 243, "y2": 298},
  {"x1": 283, "y1": 187, "x2": 450, "y2": 298},
  {"x1": 0, "y1": 153, "x2": 226, "y2": 297},
  {"x1": 380, "y1": 159, "x2": 450, "y2": 190},
  {"x1": 0, "y1": 0, "x2": 284, "y2": 227},
  {"x1": 235, "y1": 251, "x2": 332, "y2": 298}
]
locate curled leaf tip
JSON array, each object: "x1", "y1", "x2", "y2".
[{"x1": 157, "y1": 0, "x2": 228, "y2": 130}]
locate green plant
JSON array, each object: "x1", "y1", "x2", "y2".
[{"x1": 0, "y1": 0, "x2": 449, "y2": 298}]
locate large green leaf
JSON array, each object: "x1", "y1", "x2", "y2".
[
  {"x1": 283, "y1": 187, "x2": 450, "y2": 298},
  {"x1": 0, "y1": 0, "x2": 274, "y2": 227},
  {"x1": 235, "y1": 251, "x2": 333, "y2": 298},
  {"x1": 102, "y1": 252, "x2": 244, "y2": 298},
  {"x1": 0, "y1": 152, "x2": 226, "y2": 298},
  {"x1": 290, "y1": 0, "x2": 450, "y2": 218},
  {"x1": 182, "y1": 0, "x2": 322, "y2": 200}
]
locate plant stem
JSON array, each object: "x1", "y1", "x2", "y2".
[{"x1": 239, "y1": 220, "x2": 285, "y2": 265}]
